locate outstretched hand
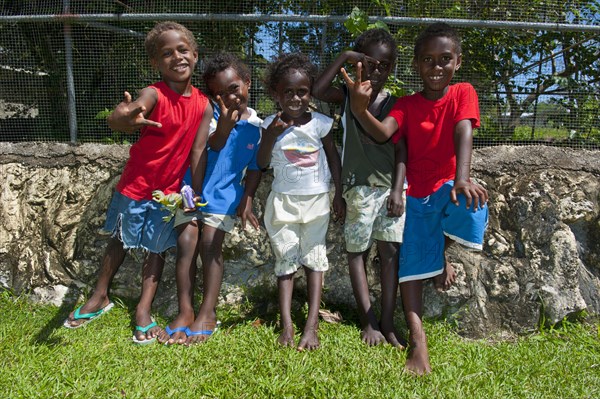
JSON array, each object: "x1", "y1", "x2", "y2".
[
  {"x1": 450, "y1": 180, "x2": 489, "y2": 211},
  {"x1": 108, "y1": 91, "x2": 162, "y2": 133},
  {"x1": 340, "y1": 62, "x2": 372, "y2": 115}
]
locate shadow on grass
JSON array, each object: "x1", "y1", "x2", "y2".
[
  {"x1": 30, "y1": 285, "x2": 141, "y2": 347},
  {"x1": 30, "y1": 284, "x2": 82, "y2": 346}
]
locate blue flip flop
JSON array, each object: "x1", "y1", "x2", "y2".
[
  {"x1": 63, "y1": 301, "x2": 115, "y2": 329},
  {"x1": 132, "y1": 321, "x2": 158, "y2": 345},
  {"x1": 163, "y1": 325, "x2": 188, "y2": 345},
  {"x1": 184, "y1": 321, "x2": 221, "y2": 339},
  {"x1": 165, "y1": 325, "x2": 187, "y2": 337}
]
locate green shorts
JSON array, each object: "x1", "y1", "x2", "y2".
[{"x1": 343, "y1": 185, "x2": 405, "y2": 253}]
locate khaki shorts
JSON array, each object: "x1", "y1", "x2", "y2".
[
  {"x1": 173, "y1": 208, "x2": 236, "y2": 233},
  {"x1": 264, "y1": 191, "x2": 330, "y2": 277},
  {"x1": 343, "y1": 185, "x2": 405, "y2": 253}
]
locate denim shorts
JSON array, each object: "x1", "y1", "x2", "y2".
[{"x1": 102, "y1": 191, "x2": 177, "y2": 253}]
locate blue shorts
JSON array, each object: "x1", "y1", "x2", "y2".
[
  {"x1": 102, "y1": 191, "x2": 177, "y2": 253},
  {"x1": 399, "y1": 181, "x2": 488, "y2": 282}
]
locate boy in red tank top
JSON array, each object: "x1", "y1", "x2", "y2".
[{"x1": 63, "y1": 22, "x2": 213, "y2": 346}]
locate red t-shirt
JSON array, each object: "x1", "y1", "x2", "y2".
[
  {"x1": 116, "y1": 81, "x2": 209, "y2": 200},
  {"x1": 390, "y1": 83, "x2": 480, "y2": 198}
]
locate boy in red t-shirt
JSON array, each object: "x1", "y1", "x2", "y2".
[
  {"x1": 63, "y1": 22, "x2": 212, "y2": 346},
  {"x1": 342, "y1": 23, "x2": 488, "y2": 374}
]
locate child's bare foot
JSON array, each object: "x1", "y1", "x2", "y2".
[
  {"x1": 277, "y1": 324, "x2": 296, "y2": 347},
  {"x1": 433, "y1": 262, "x2": 456, "y2": 291},
  {"x1": 380, "y1": 320, "x2": 406, "y2": 349},
  {"x1": 297, "y1": 327, "x2": 319, "y2": 351},
  {"x1": 133, "y1": 309, "x2": 163, "y2": 343},
  {"x1": 361, "y1": 324, "x2": 386, "y2": 346},
  {"x1": 405, "y1": 345, "x2": 432, "y2": 375},
  {"x1": 157, "y1": 311, "x2": 194, "y2": 345},
  {"x1": 184, "y1": 318, "x2": 219, "y2": 345}
]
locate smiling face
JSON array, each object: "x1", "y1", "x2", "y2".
[
  {"x1": 413, "y1": 35, "x2": 461, "y2": 100},
  {"x1": 273, "y1": 69, "x2": 311, "y2": 124},
  {"x1": 207, "y1": 67, "x2": 250, "y2": 117},
  {"x1": 150, "y1": 30, "x2": 198, "y2": 94},
  {"x1": 361, "y1": 43, "x2": 395, "y2": 94}
]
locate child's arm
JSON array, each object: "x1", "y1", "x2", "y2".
[
  {"x1": 339, "y1": 63, "x2": 398, "y2": 143},
  {"x1": 257, "y1": 113, "x2": 292, "y2": 170},
  {"x1": 107, "y1": 90, "x2": 162, "y2": 133},
  {"x1": 321, "y1": 131, "x2": 346, "y2": 223},
  {"x1": 387, "y1": 137, "x2": 407, "y2": 217},
  {"x1": 452, "y1": 119, "x2": 489, "y2": 210},
  {"x1": 189, "y1": 102, "x2": 214, "y2": 205},
  {"x1": 236, "y1": 169, "x2": 262, "y2": 230},
  {"x1": 208, "y1": 96, "x2": 242, "y2": 151},
  {"x1": 313, "y1": 50, "x2": 368, "y2": 104}
]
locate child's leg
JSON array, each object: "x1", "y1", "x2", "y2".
[
  {"x1": 298, "y1": 266, "x2": 323, "y2": 351},
  {"x1": 435, "y1": 181, "x2": 489, "y2": 290},
  {"x1": 277, "y1": 272, "x2": 296, "y2": 347},
  {"x1": 348, "y1": 251, "x2": 386, "y2": 345},
  {"x1": 133, "y1": 251, "x2": 166, "y2": 342},
  {"x1": 400, "y1": 279, "x2": 431, "y2": 375},
  {"x1": 376, "y1": 240, "x2": 403, "y2": 348},
  {"x1": 64, "y1": 237, "x2": 126, "y2": 327},
  {"x1": 158, "y1": 221, "x2": 200, "y2": 344},
  {"x1": 433, "y1": 236, "x2": 457, "y2": 291},
  {"x1": 186, "y1": 224, "x2": 225, "y2": 344}
]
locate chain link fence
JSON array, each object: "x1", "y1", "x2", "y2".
[{"x1": 1, "y1": 1, "x2": 599, "y2": 148}]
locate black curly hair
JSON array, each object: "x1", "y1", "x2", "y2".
[
  {"x1": 353, "y1": 28, "x2": 398, "y2": 61},
  {"x1": 264, "y1": 53, "x2": 317, "y2": 96},
  {"x1": 202, "y1": 52, "x2": 251, "y2": 95},
  {"x1": 414, "y1": 22, "x2": 462, "y2": 57},
  {"x1": 144, "y1": 21, "x2": 197, "y2": 59}
]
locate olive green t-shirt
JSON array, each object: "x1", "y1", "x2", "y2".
[{"x1": 341, "y1": 85, "x2": 397, "y2": 190}]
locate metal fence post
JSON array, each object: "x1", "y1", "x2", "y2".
[{"x1": 63, "y1": 0, "x2": 78, "y2": 143}]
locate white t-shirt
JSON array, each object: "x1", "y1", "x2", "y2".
[{"x1": 261, "y1": 112, "x2": 334, "y2": 195}]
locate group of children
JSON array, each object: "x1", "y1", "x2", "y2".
[{"x1": 63, "y1": 20, "x2": 488, "y2": 375}]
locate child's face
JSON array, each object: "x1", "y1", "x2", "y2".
[
  {"x1": 150, "y1": 30, "x2": 198, "y2": 86},
  {"x1": 207, "y1": 67, "x2": 250, "y2": 114},
  {"x1": 273, "y1": 69, "x2": 311, "y2": 122},
  {"x1": 361, "y1": 43, "x2": 395, "y2": 94},
  {"x1": 413, "y1": 36, "x2": 461, "y2": 100}
]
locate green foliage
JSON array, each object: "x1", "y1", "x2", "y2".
[{"x1": 344, "y1": 7, "x2": 389, "y2": 38}]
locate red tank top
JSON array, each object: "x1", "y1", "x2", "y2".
[{"x1": 116, "y1": 81, "x2": 208, "y2": 200}]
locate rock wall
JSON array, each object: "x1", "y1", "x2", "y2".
[{"x1": 1, "y1": 142, "x2": 599, "y2": 338}]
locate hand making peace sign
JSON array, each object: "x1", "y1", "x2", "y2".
[
  {"x1": 339, "y1": 62, "x2": 373, "y2": 116},
  {"x1": 214, "y1": 94, "x2": 241, "y2": 132}
]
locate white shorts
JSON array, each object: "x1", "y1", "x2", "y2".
[{"x1": 264, "y1": 191, "x2": 330, "y2": 277}]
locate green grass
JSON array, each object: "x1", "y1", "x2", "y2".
[{"x1": 1, "y1": 291, "x2": 599, "y2": 399}]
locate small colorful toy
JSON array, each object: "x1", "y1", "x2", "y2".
[{"x1": 152, "y1": 186, "x2": 208, "y2": 222}]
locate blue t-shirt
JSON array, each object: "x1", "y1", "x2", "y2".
[{"x1": 183, "y1": 106, "x2": 262, "y2": 215}]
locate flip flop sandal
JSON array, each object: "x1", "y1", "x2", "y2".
[
  {"x1": 63, "y1": 301, "x2": 115, "y2": 329},
  {"x1": 132, "y1": 321, "x2": 158, "y2": 345}
]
